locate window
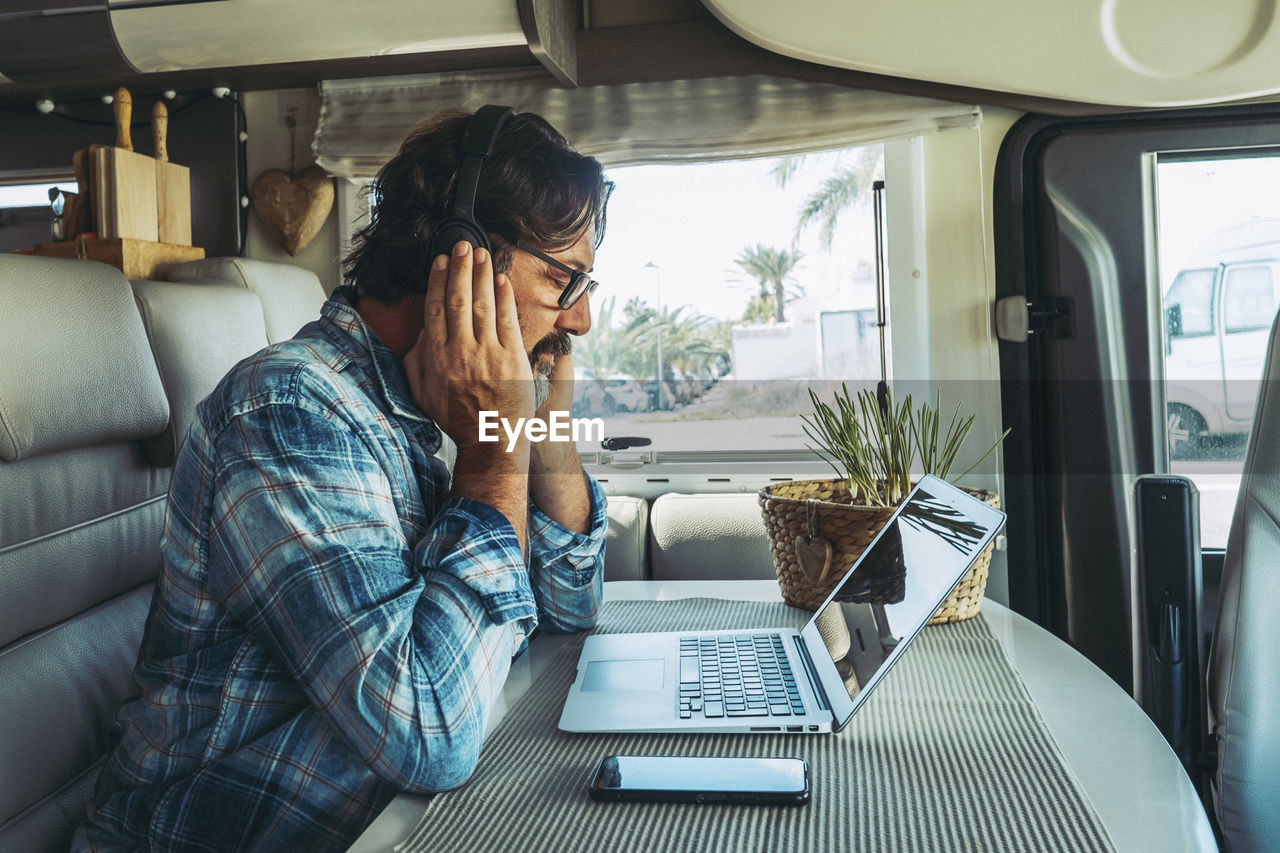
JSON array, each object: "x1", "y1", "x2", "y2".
[
  {"x1": 1157, "y1": 156, "x2": 1280, "y2": 546},
  {"x1": 574, "y1": 145, "x2": 886, "y2": 461},
  {"x1": 0, "y1": 178, "x2": 77, "y2": 254},
  {"x1": 349, "y1": 143, "x2": 906, "y2": 493},
  {"x1": 1223, "y1": 265, "x2": 1275, "y2": 333},
  {"x1": 0, "y1": 181, "x2": 76, "y2": 209}
]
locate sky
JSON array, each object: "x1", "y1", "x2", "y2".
[
  {"x1": 1156, "y1": 156, "x2": 1280, "y2": 292},
  {"x1": 588, "y1": 149, "x2": 882, "y2": 325}
]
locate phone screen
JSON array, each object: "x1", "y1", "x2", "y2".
[{"x1": 589, "y1": 755, "x2": 809, "y2": 805}]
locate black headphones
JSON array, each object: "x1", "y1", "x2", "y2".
[{"x1": 426, "y1": 104, "x2": 516, "y2": 258}]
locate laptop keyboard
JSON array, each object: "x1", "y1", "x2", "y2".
[{"x1": 678, "y1": 633, "x2": 807, "y2": 719}]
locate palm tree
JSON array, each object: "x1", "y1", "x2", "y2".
[
  {"x1": 734, "y1": 244, "x2": 805, "y2": 323},
  {"x1": 771, "y1": 147, "x2": 883, "y2": 249},
  {"x1": 741, "y1": 293, "x2": 775, "y2": 325},
  {"x1": 618, "y1": 299, "x2": 730, "y2": 382},
  {"x1": 574, "y1": 296, "x2": 645, "y2": 381}
]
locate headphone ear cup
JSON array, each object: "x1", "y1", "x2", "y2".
[{"x1": 428, "y1": 219, "x2": 492, "y2": 258}]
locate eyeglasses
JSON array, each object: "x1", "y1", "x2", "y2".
[{"x1": 515, "y1": 240, "x2": 600, "y2": 310}]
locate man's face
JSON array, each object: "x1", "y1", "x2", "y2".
[{"x1": 507, "y1": 230, "x2": 595, "y2": 406}]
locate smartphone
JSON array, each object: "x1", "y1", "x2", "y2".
[{"x1": 588, "y1": 755, "x2": 809, "y2": 805}]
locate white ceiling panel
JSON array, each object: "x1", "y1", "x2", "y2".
[{"x1": 703, "y1": 0, "x2": 1280, "y2": 107}]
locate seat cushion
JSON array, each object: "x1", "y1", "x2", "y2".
[{"x1": 649, "y1": 493, "x2": 776, "y2": 581}]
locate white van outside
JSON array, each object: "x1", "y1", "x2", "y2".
[{"x1": 1164, "y1": 220, "x2": 1280, "y2": 457}]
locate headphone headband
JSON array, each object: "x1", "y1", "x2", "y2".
[
  {"x1": 427, "y1": 104, "x2": 516, "y2": 259},
  {"x1": 460, "y1": 104, "x2": 515, "y2": 157}
]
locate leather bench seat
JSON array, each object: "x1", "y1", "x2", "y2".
[
  {"x1": 0, "y1": 257, "x2": 289, "y2": 852},
  {"x1": 0, "y1": 253, "x2": 780, "y2": 853}
]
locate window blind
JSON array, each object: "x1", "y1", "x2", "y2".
[{"x1": 314, "y1": 69, "x2": 981, "y2": 177}]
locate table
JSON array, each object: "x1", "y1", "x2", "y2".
[{"x1": 349, "y1": 581, "x2": 1218, "y2": 853}]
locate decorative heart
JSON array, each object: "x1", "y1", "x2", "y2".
[
  {"x1": 794, "y1": 535, "x2": 833, "y2": 587},
  {"x1": 251, "y1": 165, "x2": 334, "y2": 255}
]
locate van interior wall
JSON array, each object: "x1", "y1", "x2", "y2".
[
  {"x1": 884, "y1": 107, "x2": 1022, "y2": 604},
  {"x1": 241, "y1": 89, "x2": 342, "y2": 293},
  {"x1": 0, "y1": 95, "x2": 241, "y2": 257}
]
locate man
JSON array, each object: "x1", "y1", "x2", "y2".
[{"x1": 74, "y1": 109, "x2": 613, "y2": 851}]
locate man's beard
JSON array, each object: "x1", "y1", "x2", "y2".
[{"x1": 530, "y1": 329, "x2": 572, "y2": 410}]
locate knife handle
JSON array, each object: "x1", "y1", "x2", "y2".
[
  {"x1": 152, "y1": 100, "x2": 168, "y2": 162},
  {"x1": 113, "y1": 87, "x2": 132, "y2": 151}
]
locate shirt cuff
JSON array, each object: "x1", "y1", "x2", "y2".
[
  {"x1": 415, "y1": 497, "x2": 537, "y2": 626},
  {"x1": 528, "y1": 473, "x2": 608, "y2": 566}
]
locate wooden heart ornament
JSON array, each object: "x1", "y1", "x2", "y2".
[
  {"x1": 794, "y1": 534, "x2": 834, "y2": 587},
  {"x1": 251, "y1": 166, "x2": 333, "y2": 255}
]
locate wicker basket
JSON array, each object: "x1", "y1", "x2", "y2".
[{"x1": 758, "y1": 478, "x2": 1000, "y2": 624}]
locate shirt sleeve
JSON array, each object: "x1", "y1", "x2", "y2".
[
  {"x1": 203, "y1": 398, "x2": 531, "y2": 793},
  {"x1": 525, "y1": 472, "x2": 607, "y2": 633}
]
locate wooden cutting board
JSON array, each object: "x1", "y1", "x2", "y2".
[
  {"x1": 33, "y1": 237, "x2": 203, "y2": 280},
  {"x1": 92, "y1": 88, "x2": 159, "y2": 242},
  {"x1": 152, "y1": 100, "x2": 192, "y2": 246}
]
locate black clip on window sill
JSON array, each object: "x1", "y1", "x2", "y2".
[{"x1": 601, "y1": 436, "x2": 652, "y2": 451}]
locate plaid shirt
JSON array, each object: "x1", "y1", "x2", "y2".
[{"x1": 74, "y1": 287, "x2": 605, "y2": 852}]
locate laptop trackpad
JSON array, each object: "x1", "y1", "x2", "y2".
[{"x1": 582, "y1": 659, "x2": 664, "y2": 692}]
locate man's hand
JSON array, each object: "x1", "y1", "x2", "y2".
[
  {"x1": 530, "y1": 350, "x2": 592, "y2": 534},
  {"x1": 535, "y1": 349, "x2": 576, "y2": 420},
  {"x1": 405, "y1": 241, "x2": 534, "y2": 453},
  {"x1": 404, "y1": 241, "x2": 533, "y2": 547}
]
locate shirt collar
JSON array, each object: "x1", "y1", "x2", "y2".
[{"x1": 321, "y1": 286, "x2": 442, "y2": 443}]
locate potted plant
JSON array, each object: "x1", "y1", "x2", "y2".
[{"x1": 758, "y1": 384, "x2": 1008, "y2": 617}]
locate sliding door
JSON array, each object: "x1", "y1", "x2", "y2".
[{"x1": 995, "y1": 105, "x2": 1280, "y2": 688}]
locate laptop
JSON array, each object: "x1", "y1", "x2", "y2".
[{"x1": 558, "y1": 475, "x2": 1007, "y2": 734}]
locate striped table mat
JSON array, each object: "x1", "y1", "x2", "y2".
[{"x1": 397, "y1": 598, "x2": 1116, "y2": 853}]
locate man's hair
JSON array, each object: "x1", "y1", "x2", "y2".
[{"x1": 343, "y1": 109, "x2": 612, "y2": 302}]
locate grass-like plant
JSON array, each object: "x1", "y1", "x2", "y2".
[{"x1": 800, "y1": 384, "x2": 1009, "y2": 507}]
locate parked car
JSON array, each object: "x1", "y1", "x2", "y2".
[
  {"x1": 602, "y1": 374, "x2": 652, "y2": 413},
  {"x1": 1163, "y1": 221, "x2": 1280, "y2": 458},
  {"x1": 572, "y1": 372, "x2": 650, "y2": 417},
  {"x1": 642, "y1": 378, "x2": 679, "y2": 410}
]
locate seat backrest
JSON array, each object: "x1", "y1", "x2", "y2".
[
  {"x1": 603, "y1": 495, "x2": 648, "y2": 581},
  {"x1": 0, "y1": 257, "x2": 172, "y2": 853},
  {"x1": 1208, "y1": 311, "x2": 1280, "y2": 852},
  {"x1": 169, "y1": 256, "x2": 328, "y2": 343},
  {"x1": 648, "y1": 492, "x2": 776, "y2": 581},
  {"x1": 130, "y1": 278, "x2": 271, "y2": 465},
  {"x1": 0, "y1": 257, "x2": 275, "y2": 853}
]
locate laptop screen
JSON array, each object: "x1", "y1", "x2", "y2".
[{"x1": 800, "y1": 476, "x2": 1005, "y2": 730}]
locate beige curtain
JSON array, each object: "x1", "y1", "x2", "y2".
[{"x1": 314, "y1": 69, "x2": 980, "y2": 177}]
